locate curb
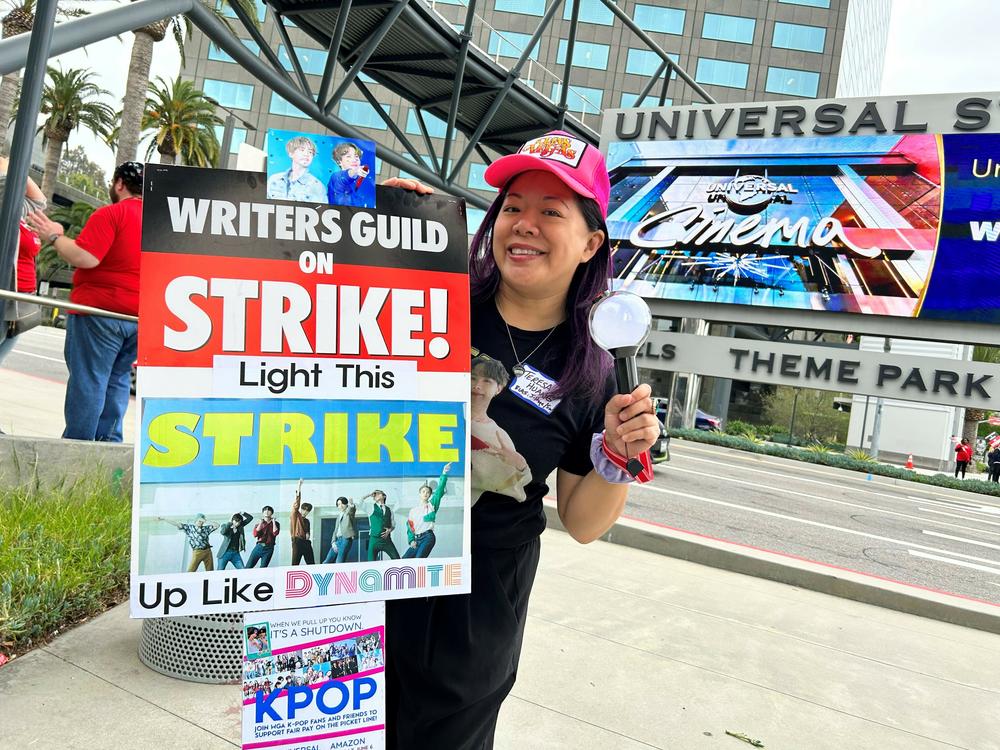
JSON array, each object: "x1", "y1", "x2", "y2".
[
  {"x1": 0, "y1": 435, "x2": 133, "y2": 491},
  {"x1": 542, "y1": 501, "x2": 1000, "y2": 636}
]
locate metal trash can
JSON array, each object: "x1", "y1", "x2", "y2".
[{"x1": 138, "y1": 613, "x2": 243, "y2": 684}]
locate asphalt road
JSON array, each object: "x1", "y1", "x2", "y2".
[
  {"x1": 7, "y1": 326, "x2": 1000, "y2": 606},
  {"x1": 632, "y1": 440, "x2": 1000, "y2": 605},
  {"x1": 2, "y1": 324, "x2": 68, "y2": 382}
]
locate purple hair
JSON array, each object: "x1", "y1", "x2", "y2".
[{"x1": 469, "y1": 186, "x2": 613, "y2": 405}]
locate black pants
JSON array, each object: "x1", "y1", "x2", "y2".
[
  {"x1": 955, "y1": 460, "x2": 968, "y2": 478},
  {"x1": 385, "y1": 537, "x2": 541, "y2": 750},
  {"x1": 291, "y1": 537, "x2": 314, "y2": 565},
  {"x1": 990, "y1": 464, "x2": 1000, "y2": 483}
]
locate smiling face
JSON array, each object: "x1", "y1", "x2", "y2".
[
  {"x1": 419, "y1": 485, "x2": 432, "y2": 502},
  {"x1": 336, "y1": 145, "x2": 361, "y2": 170},
  {"x1": 491, "y1": 170, "x2": 604, "y2": 302},
  {"x1": 471, "y1": 364, "x2": 502, "y2": 409},
  {"x1": 290, "y1": 144, "x2": 315, "y2": 169}
]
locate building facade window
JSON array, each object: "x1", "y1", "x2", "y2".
[
  {"x1": 702, "y1": 13, "x2": 756, "y2": 44},
  {"x1": 556, "y1": 39, "x2": 610, "y2": 70},
  {"x1": 399, "y1": 155, "x2": 453, "y2": 181},
  {"x1": 550, "y1": 83, "x2": 603, "y2": 114},
  {"x1": 488, "y1": 30, "x2": 539, "y2": 60},
  {"x1": 620, "y1": 92, "x2": 671, "y2": 108},
  {"x1": 772, "y1": 22, "x2": 826, "y2": 53},
  {"x1": 466, "y1": 207, "x2": 486, "y2": 235},
  {"x1": 207, "y1": 39, "x2": 260, "y2": 64},
  {"x1": 203, "y1": 78, "x2": 254, "y2": 110},
  {"x1": 695, "y1": 58, "x2": 749, "y2": 89},
  {"x1": 406, "y1": 109, "x2": 448, "y2": 139},
  {"x1": 765, "y1": 66, "x2": 820, "y2": 97},
  {"x1": 269, "y1": 93, "x2": 309, "y2": 119},
  {"x1": 277, "y1": 45, "x2": 327, "y2": 76},
  {"x1": 212, "y1": 125, "x2": 247, "y2": 154},
  {"x1": 467, "y1": 163, "x2": 495, "y2": 191},
  {"x1": 625, "y1": 48, "x2": 678, "y2": 77},
  {"x1": 494, "y1": 0, "x2": 544, "y2": 16},
  {"x1": 777, "y1": 0, "x2": 830, "y2": 7},
  {"x1": 339, "y1": 99, "x2": 391, "y2": 129},
  {"x1": 563, "y1": 0, "x2": 613, "y2": 26},
  {"x1": 632, "y1": 5, "x2": 685, "y2": 35},
  {"x1": 217, "y1": 0, "x2": 267, "y2": 22}
]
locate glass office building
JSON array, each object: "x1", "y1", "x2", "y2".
[{"x1": 181, "y1": 0, "x2": 876, "y2": 220}]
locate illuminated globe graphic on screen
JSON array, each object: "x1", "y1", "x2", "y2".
[{"x1": 723, "y1": 174, "x2": 784, "y2": 215}]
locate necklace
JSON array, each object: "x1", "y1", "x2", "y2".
[{"x1": 498, "y1": 307, "x2": 558, "y2": 377}]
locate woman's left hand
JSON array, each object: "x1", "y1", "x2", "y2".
[
  {"x1": 603, "y1": 383, "x2": 659, "y2": 457},
  {"x1": 382, "y1": 177, "x2": 435, "y2": 195}
]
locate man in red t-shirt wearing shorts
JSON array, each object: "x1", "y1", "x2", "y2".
[{"x1": 28, "y1": 161, "x2": 143, "y2": 442}]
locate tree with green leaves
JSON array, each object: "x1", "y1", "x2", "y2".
[
  {"x1": 141, "y1": 76, "x2": 222, "y2": 166},
  {"x1": 35, "y1": 200, "x2": 96, "y2": 281},
  {"x1": 36, "y1": 66, "x2": 116, "y2": 201},
  {"x1": 0, "y1": 1, "x2": 90, "y2": 152},
  {"x1": 115, "y1": 0, "x2": 259, "y2": 167},
  {"x1": 61, "y1": 144, "x2": 107, "y2": 198}
]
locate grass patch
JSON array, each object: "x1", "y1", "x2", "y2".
[
  {"x1": 670, "y1": 428, "x2": 1000, "y2": 498},
  {"x1": 0, "y1": 476, "x2": 131, "y2": 656}
]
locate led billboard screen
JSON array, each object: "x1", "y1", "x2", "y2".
[{"x1": 606, "y1": 133, "x2": 1000, "y2": 324}]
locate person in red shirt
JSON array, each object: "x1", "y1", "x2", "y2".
[
  {"x1": 27, "y1": 161, "x2": 143, "y2": 442},
  {"x1": 0, "y1": 162, "x2": 46, "y2": 369},
  {"x1": 954, "y1": 437, "x2": 973, "y2": 479}
]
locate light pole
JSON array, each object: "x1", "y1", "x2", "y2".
[{"x1": 205, "y1": 97, "x2": 257, "y2": 168}]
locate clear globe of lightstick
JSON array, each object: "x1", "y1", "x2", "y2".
[{"x1": 588, "y1": 290, "x2": 653, "y2": 395}]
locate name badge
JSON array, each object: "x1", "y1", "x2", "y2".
[{"x1": 510, "y1": 364, "x2": 561, "y2": 414}]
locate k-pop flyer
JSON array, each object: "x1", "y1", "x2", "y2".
[
  {"x1": 129, "y1": 164, "x2": 471, "y2": 618},
  {"x1": 242, "y1": 602, "x2": 385, "y2": 750}
]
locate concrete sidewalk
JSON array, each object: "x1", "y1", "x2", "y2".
[
  {"x1": 0, "y1": 366, "x2": 136, "y2": 442},
  {"x1": 2, "y1": 529, "x2": 998, "y2": 750}
]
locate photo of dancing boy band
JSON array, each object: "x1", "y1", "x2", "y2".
[{"x1": 155, "y1": 466, "x2": 455, "y2": 573}]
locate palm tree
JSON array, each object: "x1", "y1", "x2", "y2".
[
  {"x1": 36, "y1": 200, "x2": 97, "y2": 281},
  {"x1": 0, "y1": 1, "x2": 90, "y2": 153},
  {"x1": 37, "y1": 66, "x2": 116, "y2": 201},
  {"x1": 116, "y1": 0, "x2": 259, "y2": 167},
  {"x1": 141, "y1": 76, "x2": 222, "y2": 166}
]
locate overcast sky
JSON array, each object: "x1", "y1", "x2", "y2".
[
  {"x1": 880, "y1": 0, "x2": 1000, "y2": 96},
  {"x1": 45, "y1": 0, "x2": 1000, "y2": 178}
]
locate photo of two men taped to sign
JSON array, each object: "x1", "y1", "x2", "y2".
[{"x1": 131, "y1": 139, "x2": 474, "y2": 618}]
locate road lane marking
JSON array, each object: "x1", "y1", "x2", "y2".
[
  {"x1": 911, "y1": 498, "x2": 1000, "y2": 518},
  {"x1": 918, "y1": 508, "x2": 1000, "y2": 529},
  {"x1": 669, "y1": 448, "x2": 1000, "y2": 510},
  {"x1": 922, "y1": 530, "x2": 1000, "y2": 552},
  {"x1": 8, "y1": 350, "x2": 66, "y2": 364},
  {"x1": 908, "y1": 550, "x2": 1000, "y2": 575},
  {"x1": 656, "y1": 464, "x2": 1000, "y2": 536},
  {"x1": 671, "y1": 442, "x2": 999, "y2": 507},
  {"x1": 635, "y1": 483, "x2": 1000, "y2": 566}
]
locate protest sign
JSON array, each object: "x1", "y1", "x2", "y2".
[
  {"x1": 130, "y1": 165, "x2": 470, "y2": 617},
  {"x1": 242, "y1": 602, "x2": 385, "y2": 750}
]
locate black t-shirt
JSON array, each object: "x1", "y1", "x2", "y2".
[{"x1": 470, "y1": 299, "x2": 611, "y2": 549}]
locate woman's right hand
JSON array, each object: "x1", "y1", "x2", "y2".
[{"x1": 382, "y1": 177, "x2": 434, "y2": 195}]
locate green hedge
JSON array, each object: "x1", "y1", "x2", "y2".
[{"x1": 668, "y1": 428, "x2": 1000, "y2": 497}]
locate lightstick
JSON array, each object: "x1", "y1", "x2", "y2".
[{"x1": 588, "y1": 290, "x2": 653, "y2": 477}]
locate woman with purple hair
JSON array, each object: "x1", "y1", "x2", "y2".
[{"x1": 382, "y1": 131, "x2": 659, "y2": 750}]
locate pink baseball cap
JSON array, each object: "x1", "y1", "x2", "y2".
[{"x1": 484, "y1": 130, "x2": 611, "y2": 218}]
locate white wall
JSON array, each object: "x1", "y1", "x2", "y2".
[{"x1": 847, "y1": 337, "x2": 968, "y2": 469}]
